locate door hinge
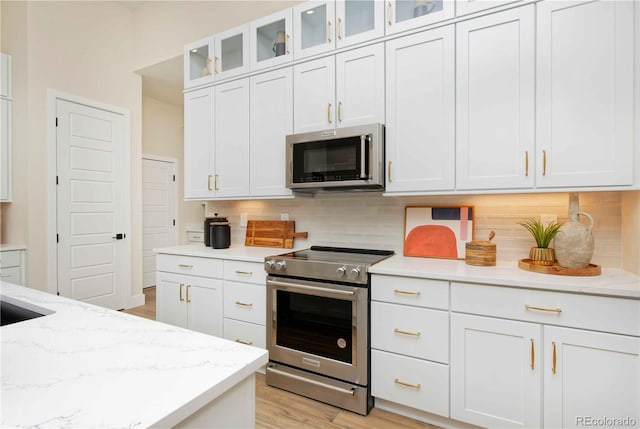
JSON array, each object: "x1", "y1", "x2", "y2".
[
  {"x1": 56, "y1": 176, "x2": 58, "y2": 185},
  {"x1": 173, "y1": 174, "x2": 176, "y2": 182},
  {"x1": 56, "y1": 117, "x2": 58, "y2": 127},
  {"x1": 56, "y1": 234, "x2": 59, "y2": 243},
  {"x1": 173, "y1": 219, "x2": 176, "y2": 226}
]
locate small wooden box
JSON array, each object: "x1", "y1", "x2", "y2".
[{"x1": 465, "y1": 241, "x2": 496, "y2": 266}]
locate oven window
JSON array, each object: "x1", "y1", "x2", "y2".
[
  {"x1": 291, "y1": 136, "x2": 368, "y2": 183},
  {"x1": 276, "y1": 290, "x2": 354, "y2": 364}
]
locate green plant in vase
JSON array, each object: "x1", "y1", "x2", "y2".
[{"x1": 518, "y1": 218, "x2": 564, "y2": 266}]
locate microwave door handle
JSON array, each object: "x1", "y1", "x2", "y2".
[{"x1": 360, "y1": 135, "x2": 367, "y2": 179}]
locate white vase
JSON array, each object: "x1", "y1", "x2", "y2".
[{"x1": 554, "y1": 193, "x2": 594, "y2": 269}]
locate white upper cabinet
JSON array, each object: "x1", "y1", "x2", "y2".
[
  {"x1": 250, "y1": 68, "x2": 293, "y2": 197},
  {"x1": 184, "y1": 36, "x2": 215, "y2": 89},
  {"x1": 336, "y1": 0, "x2": 385, "y2": 48},
  {"x1": 184, "y1": 87, "x2": 215, "y2": 199},
  {"x1": 455, "y1": 0, "x2": 521, "y2": 17},
  {"x1": 293, "y1": 56, "x2": 336, "y2": 133},
  {"x1": 385, "y1": 0, "x2": 455, "y2": 36},
  {"x1": 385, "y1": 26, "x2": 455, "y2": 193},
  {"x1": 536, "y1": 0, "x2": 634, "y2": 188},
  {"x1": 214, "y1": 78, "x2": 250, "y2": 198},
  {"x1": 456, "y1": 5, "x2": 535, "y2": 190},
  {"x1": 1, "y1": 53, "x2": 11, "y2": 99},
  {"x1": 250, "y1": 9, "x2": 293, "y2": 72},
  {"x1": 293, "y1": 1, "x2": 336, "y2": 60}
]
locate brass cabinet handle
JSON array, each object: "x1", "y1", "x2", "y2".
[
  {"x1": 394, "y1": 328, "x2": 421, "y2": 337},
  {"x1": 178, "y1": 264, "x2": 193, "y2": 269},
  {"x1": 327, "y1": 103, "x2": 332, "y2": 124},
  {"x1": 286, "y1": 34, "x2": 290, "y2": 54},
  {"x1": 387, "y1": 2, "x2": 393, "y2": 26},
  {"x1": 394, "y1": 289, "x2": 421, "y2": 297},
  {"x1": 552, "y1": 341, "x2": 557, "y2": 374},
  {"x1": 235, "y1": 301, "x2": 253, "y2": 307},
  {"x1": 186, "y1": 284, "x2": 191, "y2": 303},
  {"x1": 327, "y1": 21, "x2": 332, "y2": 43},
  {"x1": 394, "y1": 378, "x2": 420, "y2": 390},
  {"x1": 214, "y1": 174, "x2": 220, "y2": 191},
  {"x1": 179, "y1": 283, "x2": 184, "y2": 301},
  {"x1": 235, "y1": 339, "x2": 253, "y2": 345},
  {"x1": 214, "y1": 56, "x2": 220, "y2": 74},
  {"x1": 525, "y1": 304, "x2": 562, "y2": 313},
  {"x1": 206, "y1": 57, "x2": 212, "y2": 76},
  {"x1": 207, "y1": 174, "x2": 213, "y2": 191},
  {"x1": 388, "y1": 161, "x2": 392, "y2": 182},
  {"x1": 234, "y1": 270, "x2": 253, "y2": 276},
  {"x1": 525, "y1": 151, "x2": 529, "y2": 177},
  {"x1": 337, "y1": 17, "x2": 342, "y2": 40},
  {"x1": 530, "y1": 338, "x2": 535, "y2": 370},
  {"x1": 543, "y1": 150, "x2": 547, "y2": 176},
  {"x1": 338, "y1": 101, "x2": 342, "y2": 122}
]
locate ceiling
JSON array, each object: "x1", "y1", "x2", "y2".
[{"x1": 137, "y1": 55, "x2": 184, "y2": 107}]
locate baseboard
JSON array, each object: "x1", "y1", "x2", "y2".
[{"x1": 127, "y1": 293, "x2": 145, "y2": 309}]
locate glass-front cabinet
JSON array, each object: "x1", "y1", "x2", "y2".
[
  {"x1": 385, "y1": 0, "x2": 455, "y2": 35},
  {"x1": 293, "y1": 1, "x2": 336, "y2": 59},
  {"x1": 250, "y1": 9, "x2": 293, "y2": 71},
  {"x1": 336, "y1": 0, "x2": 384, "y2": 48},
  {"x1": 184, "y1": 24, "x2": 249, "y2": 89}
]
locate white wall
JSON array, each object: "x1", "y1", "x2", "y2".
[
  {"x1": 622, "y1": 191, "x2": 640, "y2": 274},
  {"x1": 207, "y1": 191, "x2": 626, "y2": 269},
  {"x1": 142, "y1": 95, "x2": 203, "y2": 243}
]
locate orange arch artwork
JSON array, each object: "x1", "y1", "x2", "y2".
[{"x1": 404, "y1": 206, "x2": 474, "y2": 259}]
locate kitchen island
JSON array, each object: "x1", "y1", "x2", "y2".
[{"x1": 0, "y1": 281, "x2": 268, "y2": 428}]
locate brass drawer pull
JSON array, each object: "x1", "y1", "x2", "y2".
[
  {"x1": 214, "y1": 56, "x2": 219, "y2": 74},
  {"x1": 394, "y1": 328, "x2": 420, "y2": 337},
  {"x1": 394, "y1": 289, "x2": 421, "y2": 297},
  {"x1": 525, "y1": 304, "x2": 561, "y2": 313},
  {"x1": 178, "y1": 264, "x2": 193, "y2": 269},
  {"x1": 394, "y1": 378, "x2": 420, "y2": 390},
  {"x1": 388, "y1": 161, "x2": 392, "y2": 182},
  {"x1": 235, "y1": 339, "x2": 253, "y2": 345},
  {"x1": 327, "y1": 21, "x2": 332, "y2": 43},
  {"x1": 235, "y1": 301, "x2": 253, "y2": 307},
  {"x1": 337, "y1": 17, "x2": 342, "y2": 40},
  {"x1": 214, "y1": 174, "x2": 220, "y2": 191},
  {"x1": 327, "y1": 103, "x2": 332, "y2": 124},
  {"x1": 235, "y1": 270, "x2": 253, "y2": 276},
  {"x1": 530, "y1": 338, "x2": 535, "y2": 370},
  {"x1": 552, "y1": 341, "x2": 557, "y2": 374},
  {"x1": 338, "y1": 101, "x2": 342, "y2": 122},
  {"x1": 542, "y1": 150, "x2": 547, "y2": 176},
  {"x1": 525, "y1": 151, "x2": 529, "y2": 177},
  {"x1": 186, "y1": 285, "x2": 191, "y2": 303},
  {"x1": 207, "y1": 174, "x2": 213, "y2": 191},
  {"x1": 387, "y1": 2, "x2": 393, "y2": 26},
  {"x1": 179, "y1": 283, "x2": 184, "y2": 301}
]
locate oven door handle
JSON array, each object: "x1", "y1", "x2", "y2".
[
  {"x1": 268, "y1": 280, "x2": 356, "y2": 297},
  {"x1": 267, "y1": 366, "x2": 356, "y2": 396}
]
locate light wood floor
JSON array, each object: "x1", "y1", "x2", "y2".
[{"x1": 122, "y1": 287, "x2": 439, "y2": 429}]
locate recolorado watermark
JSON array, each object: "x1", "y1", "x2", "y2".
[{"x1": 576, "y1": 416, "x2": 637, "y2": 427}]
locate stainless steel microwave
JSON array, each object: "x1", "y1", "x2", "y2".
[{"x1": 286, "y1": 123, "x2": 384, "y2": 191}]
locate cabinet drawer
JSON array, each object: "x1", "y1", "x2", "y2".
[
  {"x1": 372, "y1": 349, "x2": 449, "y2": 417},
  {"x1": 224, "y1": 281, "x2": 266, "y2": 325},
  {"x1": 0, "y1": 266, "x2": 21, "y2": 285},
  {"x1": 372, "y1": 301, "x2": 449, "y2": 363},
  {"x1": 372, "y1": 275, "x2": 448, "y2": 309},
  {"x1": 186, "y1": 231, "x2": 204, "y2": 243},
  {"x1": 0, "y1": 250, "x2": 20, "y2": 268},
  {"x1": 224, "y1": 260, "x2": 265, "y2": 285},
  {"x1": 156, "y1": 254, "x2": 223, "y2": 278},
  {"x1": 451, "y1": 282, "x2": 640, "y2": 337},
  {"x1": 223, "y1": 318, "x2": 266, "y2": 349}
]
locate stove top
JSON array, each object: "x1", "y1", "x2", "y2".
[{"x1": 265, "y1": 246, "x2": 394, "y2": 285}]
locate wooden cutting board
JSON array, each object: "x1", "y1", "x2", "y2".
[{"x1": 244, "y1": 220, "x2": 308, "y2": 249}]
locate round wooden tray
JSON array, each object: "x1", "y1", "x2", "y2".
[{"x1": 518, "y1": 259, "x2": 601, "y2": 276}]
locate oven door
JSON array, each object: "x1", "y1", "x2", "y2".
[{"x1": 266, "y1": 276, "x2": 368, "y2": 385}]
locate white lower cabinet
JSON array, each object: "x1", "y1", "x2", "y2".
[{"x1": 0, "y1": 249, "x2": 25, "y2": 285}]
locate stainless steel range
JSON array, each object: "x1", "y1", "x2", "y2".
[{"x1": 264, "y1": 246, "x2": 394, "y2": 415}]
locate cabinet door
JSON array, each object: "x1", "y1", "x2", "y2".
[
  {"x1": 250, "y1": 9, "x2": 293, "y2": 71},
  {"x1": 293, "y1": 56, "x2": 336, "y2": 133},
  {"x1": 293, "y1": 1, "x2": 336, "y2": 60},
  {"x1": 336, "y1": 43, "x2": 385, "y2": 128},
  {"x1": 215, "y1": 78, "x2": 250, "y2": 198},
  {"x1": 214, "y1": 24, "x2": 250, "y2": 81},
  {"x1": 536, "y1": 0, "x2": 634, "y2": 188},
  {"x1": 184, "y1": 36, "x2": 215, "y2": 89},
  {"x1": 544, "y1": 326, "x2": 639, "y2": 428},
  {"x1": 456, "y1": 0, "x2": 520, "y2": 17},
  {"x1": 456, "y1": 5, "x2": 534, "y2": 190},
  {"x1": 451, "y1": 313, "x2": 542, "y2": 428},
  {"x1": 184, "y1": 88, "x2": 215, "y2": 199},
  {"x1": 250, "y1": 68, "x2": 293, "y2": 197},
  {"x1": 336, "y1": 0, "x2": 384, "y2": 48},
  {"x1": 1, "y1": 98, "x2": 11, "y2": 201},
  {"x1": 385, "y1": 0, "x2": 455, "y2": 36},
  {"x1": 156, "y1": 272, "x2": 188, "y2": 329},
  {"x1": 186, "y1": 277, "x2": 223, "y2": 337},
  {"x1": 385, "y1": 26, "x2": 455, "y2": 193}
]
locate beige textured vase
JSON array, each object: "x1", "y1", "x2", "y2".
[{"x1": 554, "y1": 193, "x2": 594, "y2": 269}]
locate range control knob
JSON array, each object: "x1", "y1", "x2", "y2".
[
  {"x1": 264, "y1": 260, "x2": 275, "y2": 270},
  {"x1": 336, "y1": 266, "x2": 347, "y2": 278},
  {"x1": 276, "y1": 260, "x2": 287, "y2": 271},
  {"x1": 348, "y1": 267, "x2": 361, "y2": 279}
]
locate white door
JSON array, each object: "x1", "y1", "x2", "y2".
[
  {"x1": 293, "y1": 55, "x2": 336, "y2": 133},
  {"x1": 336, "y1": 43, "x2": 385, "y2": 128},
  {"x1": 56, "y1": 99, "x2": 127, "y2": 310},
  {"x1": 451, "y1": 313, "x2": 542, "y2": 428},
  {"x1": 142, "y1": 157, "x2": 177, "y2": 288},
  {"x1": 456, "y1": 5, "x2": 535, "y2": 190},
  {"x1": 544, "y1": 326, "x2": 639, "y2": 428},
  {"x1": 536, "y1": 0, "x2": 634, "y2": 188},
  {"x1": 250, "y1": 68, "x2": 293, "y2": 197},
  {"x1": 385, "y1": 26, "x2": 455, "y2": 193},
  {"x1": 184, "y1": 87, "x2": 215, "y2": 199}
]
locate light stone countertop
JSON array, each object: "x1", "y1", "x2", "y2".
[
  {"x1": 369, "y1": 256, "x2": 640, "y2": 299},
  {"x1": 154, "y1": 244, "x2": 294, "y2": 263},
  {"x1": 0, "y1": 282, "x2": 268, "y2": 428}
]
